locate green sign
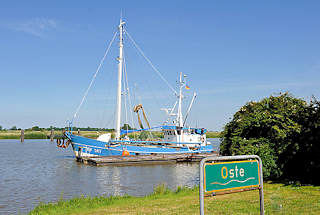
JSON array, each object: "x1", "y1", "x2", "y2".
[{"x1": 204, "y1": 160, "x2": 260, "y2": 192}]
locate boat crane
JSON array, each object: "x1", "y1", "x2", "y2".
[{"x1": 133, "y1": 104, "x2": 151, "y2": 129}]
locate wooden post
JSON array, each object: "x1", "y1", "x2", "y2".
[
  {"x1": 78, "y1": 129, "x2": 80, "y2": 135},
  {"x1": 50, "y1": 129, "x2": 54, "y2": 141},
  {"x1": 21, "y1": 129, "x2": 24, "y2": 142},
  {"x1": 62, "y1": 128, "x2": 65, "y2": 136}
]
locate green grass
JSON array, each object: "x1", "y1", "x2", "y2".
[
  {"x1": 206, "y1": 131, "x2": 221, "y2": 138},
  {"x1": 0, "y1": 130, "x2": 109, "y2": 139},
  {"x1": 29, "y1": 182, "x2": 320, "y2": 215},
  {"x1": 0, "y1": 130, "x2": 55, "y2": 139},
  {"x1": 24, "y1": 132, "x2": 48, "y2": 139}
]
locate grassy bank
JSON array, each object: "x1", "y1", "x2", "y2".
[
  {"x1": 29, "y1": 182, "x2": 320, "y2": 215},
  {"x1": 206, "y1": 131, "x2": 221, "y2": 138},
  {"x1": 0, "y1": 131, "x2": 48, "y2": 139},
  {"x1": 0, "y1": 130, "x2": 111, "y2": 139}
]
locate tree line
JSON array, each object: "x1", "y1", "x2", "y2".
[{"x1": 0, "y1": 125, "x2": 115, "y2": 132}]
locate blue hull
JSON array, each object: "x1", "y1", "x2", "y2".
[{"x1": 68, "y1": 134, "x2": 214, "y2": 157}]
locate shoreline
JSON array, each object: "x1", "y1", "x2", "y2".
[
  {"x1": 29, "y1": 182, "x2": 320, "y2": 215},
  {"x1": 0, "y1": 131, "x2": 222, "y2": 140}
]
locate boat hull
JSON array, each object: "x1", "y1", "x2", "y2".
[{"x1": 69, "y1": 134, "x2": 214, "y2": 158}]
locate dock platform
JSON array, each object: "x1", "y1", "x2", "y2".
[{"x1": 77, "y1": 152, "x2": 219, "y2": 166}]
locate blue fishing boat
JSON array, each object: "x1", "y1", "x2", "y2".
[{"x1": 61, "y1": 18, "x2": 214, "y2": 158}]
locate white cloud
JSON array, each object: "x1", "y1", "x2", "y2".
[{"x1": 4, "y1": 18, "x2": 58, "y2": 37}]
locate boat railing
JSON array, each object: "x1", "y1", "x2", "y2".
[{"x1": 109, "y1": 139, "x2": 202, "y2": 146}]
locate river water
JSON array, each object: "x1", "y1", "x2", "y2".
[{"x1": 0, "y1": 138, "x2": 220, "y2": 214}]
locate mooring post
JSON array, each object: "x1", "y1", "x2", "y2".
[
  {"x1": 21, "y1": 129, "x2": 24, "y2": 142},
  {"x1": 78, "y1": 129, "x2": 80, "y2": 135},
  {"x1": 50, "y1": 129, "x2": 54, "y2": 141}
]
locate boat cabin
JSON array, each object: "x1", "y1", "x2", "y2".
[{"x1": 162, "y1": 125, "x2": 208, "y2": 147}]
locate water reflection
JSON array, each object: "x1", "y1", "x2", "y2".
[{"x1": 0, "y1": 138, "x2": 219, "y2": 214}]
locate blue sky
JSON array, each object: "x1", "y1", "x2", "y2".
[{"x1": 1, "y1": 0, "x2": 320, "y2": 130}]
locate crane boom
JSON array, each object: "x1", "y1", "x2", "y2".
[{"x1": 133, "y1": 104, "x2": 151, "y2": 129}]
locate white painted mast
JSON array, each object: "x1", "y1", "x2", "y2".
[
  {"x1": 177, "y1": 72, "x2": 184, "y2": 127},
  {"x1": 115, "y1": 18, "x2": 125, "y2": 139}
]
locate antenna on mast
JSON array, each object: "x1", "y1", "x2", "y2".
[{"x1": 177, "y1": 72, "x2": 186, "y2": 127}]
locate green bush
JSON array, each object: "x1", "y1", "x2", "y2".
[
  {"x1": 220, "y1": 93, "x2": 320, "y2": 184},
  {"x1": 138, "y1": 131, "x2": 149, "y2": 140}
]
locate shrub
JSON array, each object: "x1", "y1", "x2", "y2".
[{"x1": 220, "y1": 93, "x2": 320, "y2": 184}]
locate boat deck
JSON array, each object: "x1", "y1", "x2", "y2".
[{"x1": 77, "y1": 152, "x2": 219, "y2": 166}]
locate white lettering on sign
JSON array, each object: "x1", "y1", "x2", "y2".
[
  {"x1": 240, "y1": 168, "x2": 244, "y2": 177},
  {"x1": 221, "y1": 165, "x2": 245, "y2": 179}
]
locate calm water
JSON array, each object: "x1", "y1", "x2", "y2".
[{"x1": 0, "y1": 138, "x2": 220, "y2": 214}]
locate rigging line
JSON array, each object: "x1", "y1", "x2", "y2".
[
  {"x1": 72, "y1": 31, "x2": 117, "y2": 122},
  {"x1": 124, "y1": 29, "x2": 177, "y2": 95},
  {"x1": 98, "y1": 73, "x2": 115, "y2": 128},
  {"x1": 123, "y1": 50, "x2": 137, "y2": 138},
  {"x1": 105, "y1": 108, "x2": 116, "y2": 130},
  {"x1": 131, "y1": 83, "x2": 139, "y2": 136},
  {"x1": 122, "y1": 51, "x2": 128, "y2": 130}
]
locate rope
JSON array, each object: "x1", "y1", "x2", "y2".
[
  {"x1": 123, "y1": 51, "x2": 137, "y2": 138},
  {"x1": 122, "y1": 50, "x2": 129, "y2": 132},
  {"x1": 72, "y1": 31, "x2": 117, "y2": 122},
  {"x1": 124, "y1": 29, "x2": 177, "y2": 95}
]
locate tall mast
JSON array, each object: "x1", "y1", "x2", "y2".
[
  {"x1": 115, "y1": 18, "x2": 125, "y2": 139},
  {"x1": 177, "y1": 72, "x2": 184, "y2": 127}
]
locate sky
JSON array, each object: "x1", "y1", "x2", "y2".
[{"x1": 0, "y1": 0, "x2": 320, "y2": 131}]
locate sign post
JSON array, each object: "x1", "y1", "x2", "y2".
[{"x1": 199, "y1": 155, "x2": 264, "y2": 215}]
